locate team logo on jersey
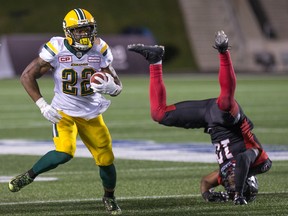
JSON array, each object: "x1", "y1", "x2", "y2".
[
  {"x1": 88, "y1": 56, "x2": 100, "y2": 63},
  {"x1": 59, "y1": 55, "x2": 72, "y2": 62},
  {"x1": 76, "y1": 52, "x2": 83, "y2": 58}
]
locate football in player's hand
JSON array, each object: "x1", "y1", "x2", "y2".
[{"x1": 90, "y1": 72, "x2": 108, "y2": 85}]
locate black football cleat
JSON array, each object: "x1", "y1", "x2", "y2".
[
  {"x1": 127, "y1": 44, "x2": 164, "y2": 64},
  {"x1": 234, "y1": 195, "x2": 248, "y2": 205},
  {"x1": 213, "y1": 30, "x2": 229, "y2": 53},
  {"x1": 8, "y1": 172, "x2": 34, "y2": 192},
  {"x1": 102, "y1": 196, "x2": 122, "y2": 215}
]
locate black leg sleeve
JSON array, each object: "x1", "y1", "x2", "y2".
[{"x1": 234, "y1": 149, "x2": 258, "y2": 194}]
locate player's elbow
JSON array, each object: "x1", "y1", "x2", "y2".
[
  {"x1": 200, "y1": 176, "x2": 211, "y2": 194},
  {"x1": 20, "y1": 71, "x2": 30, "y2": 86},
  {"x1": 200, "y1": 176, "x2": 208, "y2": 187}
]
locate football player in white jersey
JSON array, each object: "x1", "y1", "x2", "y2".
[{"x1": 8, "y1": 8, "x2": 122, "y2": 215}]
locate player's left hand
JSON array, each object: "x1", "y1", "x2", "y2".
[
  {"x1": 90, "y1": 73, "x2": 122, "y2": 96},
  {"x1": 204, "y1": 191, "x2": 229, "y2": 202}
]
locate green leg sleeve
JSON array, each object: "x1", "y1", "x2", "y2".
[
  {"x1": 99, "y1": 164, "x2": 117, "y2": 190},
  {"x1": 32, "y1": 150, "x2": 72, "y2": 175}
]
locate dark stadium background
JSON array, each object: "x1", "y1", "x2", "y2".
[{"x1": 1, "y1": 0, "x2": 288, "y2": 75}]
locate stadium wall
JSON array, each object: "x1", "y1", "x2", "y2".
[
  {"x1": 179, "y1": 0, "x2": 288, "y2": 74},
  {"x1": 0, "y1": 34, "x2": 155, "y2": 79}
]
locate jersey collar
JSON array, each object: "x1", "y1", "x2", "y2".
[{"x1": 64, "y1": 39, "x2": 90, "y2": 59}]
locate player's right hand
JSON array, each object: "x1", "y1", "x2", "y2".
[
  {"x1": 91, "y1": 73, "x2": 122, "y2": 96},
  {"x1": 36, "y1": 97, "x2": 62, "y2": 124}
]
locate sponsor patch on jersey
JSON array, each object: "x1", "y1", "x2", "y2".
[
  {"x1": 88, "y1": 56, "x2": 100, "y2": 63},
  {"x1": 59, "y1": 55, "x2": 72, "y2": 62},
  {"x1": 71, "y1": 63, "x2": 89, "y2": 66}
]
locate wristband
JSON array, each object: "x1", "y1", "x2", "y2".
[{"x1": 35, "y1": 97, "x2": 47, "y2": 109}]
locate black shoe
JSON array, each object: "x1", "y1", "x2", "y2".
[
  {"x1": 8, "y1": 172, "x2": 34, "y2": 192},
  {"x1": 213, "y1": 30, "x2": 229, "y2": 53},
  {"x1": 127, "y1": 44, "x2": 164, "y2": 64},
  {"x1": 102, "y1": 197, "x2": 122, "y2": 215},
  {"x1": 234, "y1": 195, "x2": 247, "y2": 205}
]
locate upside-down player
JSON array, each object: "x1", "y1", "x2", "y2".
[
  {"x1": 128, "y1": 30, "x2": 272, "y2": 205},
  {"x1": 8, "y1": 8, "x2": 122, "y2": 215}
]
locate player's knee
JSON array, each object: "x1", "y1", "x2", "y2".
[
  {"x1": 55, "y1": 151, "x2": 73, "y2": 164},
  {"x1": 96, "y1": 151, "x2": 114, "y2": 166},
  {"x1": 151, "y1": 109, "x2": 166, "y2": 122},
  {"x1": 151, "y1": 104, "x2": 175, "y2": 123},
  {"x1": 98, "y1": 157, "x2": 114, "y2": 166},
  {"x1": 217, "y1": 96, "x2": 237, "y2": 111},
  {"x1": 261, "y1": 159, "x2": 272, "y2": 173},
  {"x1": 54, "y1": 138, "x2": 76, "y2": 156},
  {"x1": 151, "y1": 112, "x2": 162, "y2": 122},
  {"x1": 235, "y1": 152, "x2": 250, "y2": 167}
]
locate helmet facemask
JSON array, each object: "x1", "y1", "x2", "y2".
[{"x1": 65, "y1": 24, "x2": 96, "y2": 50}]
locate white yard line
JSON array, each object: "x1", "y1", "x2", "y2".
[
  {"x1": 0, "y1": 192, "x2": 287, "y2": 206},
  {"x1": 0, "y1": 139, "x2": 287, "y2": 163}
]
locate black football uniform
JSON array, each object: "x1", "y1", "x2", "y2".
[
  {"x1": 159, "y1": 98, "x2": 271, "y2": 194},
  {"x1": 160, "y1": 98, "x2": 270, "y2": 166},
  {"x1": 148, "y1": 51, "x2": 271, "y2": 196}
]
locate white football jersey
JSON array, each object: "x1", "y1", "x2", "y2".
[{"x1": 39, "y1": 36, "x2": 113, "y2": 120}]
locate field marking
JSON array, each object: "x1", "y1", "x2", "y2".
[
  {"x1": 0, "y1": 167, "x2": 211, "y2": 183},
  {"x1": 0, "y1": 192, "x2": 287, "y2": 206},
  {"x1": 0, "y1": 176, "x2": 58, "y2": 183},
  {"x1": 48, "y1": 166, "x2": 214, "y2": 175},
  {"x1": 0, "y1": 195, "x2": 199, "y2": 206},
  {"x1": 0, "y1": 139, "x2": 288, "y2": 163}
]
